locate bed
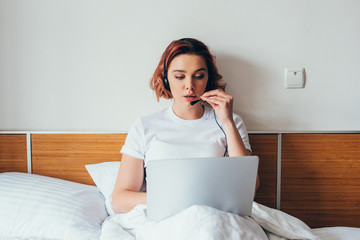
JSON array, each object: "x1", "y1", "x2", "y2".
[{"x1": 0, "y1": 132, "x2": 359, "y2": 240}]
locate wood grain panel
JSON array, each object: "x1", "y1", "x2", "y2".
[
  {"x1": 31, "y1": 134, "x2": 126, "y2": 185},
  {"x1": 249, "y1": 134, "x2": 278, "y2": 209},
  {"x1": 281, "y1": 134, "x2": 360, "y2": 228},
  {"x1": 0, "y1": 134, "x2": 28, "y2": 173}
]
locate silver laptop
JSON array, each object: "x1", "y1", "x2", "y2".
[{"x1": 146, "y1": 156, "x2": 259, "y2": 221}]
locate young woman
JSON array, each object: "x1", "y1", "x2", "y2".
[{"x1": 112, "y1": 38, "x2": 259, "y2": 213}]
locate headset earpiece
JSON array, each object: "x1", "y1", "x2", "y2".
[
  {"x1": 163, "y1": 75, "x2": 170, "y2": 91},
  {"x1": 163, "y1": 53, "x2": 170, "y2": 91}
]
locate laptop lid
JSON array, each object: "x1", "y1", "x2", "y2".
[{"x1": 146, "y1": 156, "x2": 259, "y2": 221}]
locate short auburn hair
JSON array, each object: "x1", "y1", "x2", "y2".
[{"x1": 150, "y1": 38, "x2": 225, "y2": 101}]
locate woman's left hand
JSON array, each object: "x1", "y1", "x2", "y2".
[{"x1": 201, "y1": 89, "x2": 234, "y2": 126}]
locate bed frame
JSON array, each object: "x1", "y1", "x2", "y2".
[{"x1": 1, "y1": 131, "x2": 359, "y2": 228}]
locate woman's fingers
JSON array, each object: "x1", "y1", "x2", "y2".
[
  {"x1": 201, "y1": 90, "x2": 232, "y2": 107},
  {"x1": 202, "y1": 96, "x2": 226, "y2": 106},
  {"x1": 201, "y1": 89, "x2": 234, "y2": 124},
  {"x1": 202, "y1": 89, "x2": 228, "y2": 98},
  {"x1": 203, "y1": 90, "x2": 232, "y2": 101}
]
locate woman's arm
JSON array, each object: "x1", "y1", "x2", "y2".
[
  {"x1": 215, "y1": 109, "x2": 260, "y2": 193},
  {"x1": 112, "y1": 153, "x2": 147, "y2": 213},
  {"x1": 201, "y1": 89, "x2": 260, "y2": 192},
  {"x1": 201, "y1": 89, "x2": 249, "y2": 156}
]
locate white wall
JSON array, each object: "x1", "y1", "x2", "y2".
[{"x1": 1, "y1": 0, "x2": 359, "y2": 132}]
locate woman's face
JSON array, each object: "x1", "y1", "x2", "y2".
[{"x1": 167, "y1": 54, "x2": 208, "y2": 105}]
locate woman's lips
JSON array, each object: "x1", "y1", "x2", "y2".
[{"x1": 184, "y1": 96, "x2": 197, "y2": 101}]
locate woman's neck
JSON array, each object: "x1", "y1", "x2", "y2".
[{"x1": 172, "y1": 102, "x2": 204, "y2": 120}]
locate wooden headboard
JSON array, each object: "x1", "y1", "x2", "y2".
[
  {"x1": 1, "y1": 132, "x2": 359, "y2": 228},
  {"x1": 31, "y1": 134, "x2": 126, "y2": 185}
]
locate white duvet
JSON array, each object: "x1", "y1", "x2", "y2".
[{"x1": 100, "y1": 202, "x2": 321, "y2": 240}]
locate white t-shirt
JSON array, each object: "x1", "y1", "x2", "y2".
[{"x1": 121, "y1": 105, "x2": 251, "y2": 167}]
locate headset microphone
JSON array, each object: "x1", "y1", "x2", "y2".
[{"x1": 190, "y1": 100, "x2": 200, "y2": 105}]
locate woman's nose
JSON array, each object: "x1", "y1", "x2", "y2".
[{"x1": 185, "y1": 78, "x2": 195, "y2": 90}]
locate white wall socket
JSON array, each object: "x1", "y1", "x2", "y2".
[{"x1": 284, "y1": 68, "x2": 305, "y2": 89}]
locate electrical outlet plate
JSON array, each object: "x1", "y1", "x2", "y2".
[{"x1": 284, "y1": 68, "x2": 305, "y2": 89}]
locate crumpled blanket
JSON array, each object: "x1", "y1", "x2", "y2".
[{"x1": 100, "y1": 202, "x2": 321, "y2": 240}]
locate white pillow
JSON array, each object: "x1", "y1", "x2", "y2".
[
  {"x1": 85, "y1": 161, "x2": 120, "y2": 215},
  {"x1": 0, "y1": 172, "x2": 107, "y2": 240}
]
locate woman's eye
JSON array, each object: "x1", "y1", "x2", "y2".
[
  {"x1": 194, "y1": 74, "x2": 205, "y2": 80},
  {"x1": 175, "y1": 76, "x2": 184, "y2": 80}
]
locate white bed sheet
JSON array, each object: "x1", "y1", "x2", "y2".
[
  {"x1": 1, "y1": 228, "x2": 360, "y2": 240},
  {"x1": 312, "y1": 227, "x2": 360, "y2": 240},
  {"x1": 100, "y1": 203, "x2": 322, "y2": 240},
  {"x1": 100, "y1": 203, "x2": 360, "y2": 240},
  {"x1": 1, "y1": 227, "x2": 359, "y2": 240}
]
